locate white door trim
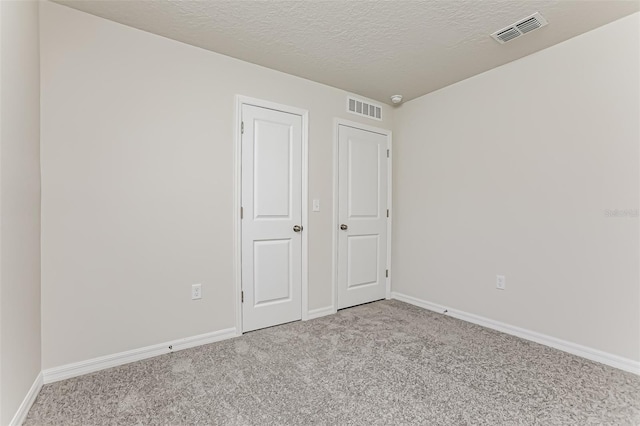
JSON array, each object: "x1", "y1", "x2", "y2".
[
  {"x1": 332, "y1": 118, "x2": 393, "y2": 312},
  {"x1": 234, "y1": 95, "x2": 309, "y2": 335}
]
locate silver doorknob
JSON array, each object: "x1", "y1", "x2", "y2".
[
  {"x1": 293, "y1": 225, "x2": 302, "y2": 232},
  {"x1": 340, "y1": 224, "x2": 348, "y2": 231}
]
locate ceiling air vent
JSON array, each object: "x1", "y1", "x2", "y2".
[
  {"x1": 491, "y1": 12, "x2": 548, "y2": 44},
  {"x1": 347, "y1": 96, "x2": 382, "y2": 121}
]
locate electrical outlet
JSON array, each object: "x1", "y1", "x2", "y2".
[
  {"x1": 496, "y1": 275, "x2": 506, "y2": 290},
  {"x1": 192, "y1": 283, "x2": 202, "y2": 300}
]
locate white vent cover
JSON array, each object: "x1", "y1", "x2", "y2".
[
  {"x1": 347, "y1": 96, "x2": 382, "y2": 121},
  {"x1": 491, "y1": 12, "x2": 548, "y2": 44}
]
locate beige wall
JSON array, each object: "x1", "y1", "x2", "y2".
[
  {"x1": 40, "y1": 1, "x2": 393, "y2": 369},
  {"x1": 0, "y1": 0, "x2": 42, "y2": 424},
  {"x1": 39, "y1": 1, "x2": 639, "y2": 372},
  {"x1": 392, "y1": 13, "x2": 640, "y2": 361}
]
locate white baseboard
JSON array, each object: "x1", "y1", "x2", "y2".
[
  {"x1": 43, "y1": 327, "x2": 237, "y2": 384},
  {"x1": 307, "y1": 305, "x2": 336, "y2": 320},
  {"x1": 9, "y1": 372, "x2": 43, "y2": 426},
  {"x1": 391, "y1": 292, "x2": 447, "y2": 314},
  {"x1": 390, "y1": 291, "x2": 640, "y2": 376}
]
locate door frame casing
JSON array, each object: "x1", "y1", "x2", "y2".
[
  {"x1": 332, "y1": 118, "x2": 393, "y2": 312},
  {"x1": 234, "y1": 95, "x2": 309, "y2": 335}
]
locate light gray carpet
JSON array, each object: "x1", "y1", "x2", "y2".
[{"x1": 26, "y1": 300, "x2": 640, "y2": 425}]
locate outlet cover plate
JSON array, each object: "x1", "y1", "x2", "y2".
[
  {"x1": 496, "y1": 275, "x2": 506, "y2": 290},
  {"x1": 192, "y1": 283, "x2": 202, "y2": 300}
]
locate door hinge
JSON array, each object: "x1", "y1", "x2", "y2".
[
  {"x1": 387, "y1": 149, "x2": 389, "y2": 158},
  {"x1": 241, "y1": 121, "x2": 244, "y2": 135},
  {"x1": 240, "y1": 206, "x2": 243, "y2": 219},
  {"x1": 387, "y1": 209, "x2": 389, "y2": 218},
  {"x1": 241, "y1": 291, "x2": 244, "y2": 303},
  {"x1": 386, "y1": 269, "x2": 389, "y2": 278}
]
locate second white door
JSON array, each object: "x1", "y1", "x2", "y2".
[
  {"x1": 242, "y1": 104, "x2": 303, "y2": 332},
  {"x1": 337, "y1": 124, "x2": 389, "y2": 309}
]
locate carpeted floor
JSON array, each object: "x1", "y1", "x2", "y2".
[{"x1": 26, "y1": 300, "x2": 640, "y2": 425}]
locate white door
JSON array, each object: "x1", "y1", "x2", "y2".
[
  {"x1": 242, "y1": 104, "x2": 303, "y2": 332},
  {"x1": 337, "y1": 124, "x2": 388, "y2": 309}
]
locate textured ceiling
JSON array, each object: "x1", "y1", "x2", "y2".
[{"x1": 53, "y1": 0, "x2": 639, "y2": 104}]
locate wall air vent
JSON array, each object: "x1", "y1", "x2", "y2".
[
  {"x1": 491, "y1": 12, "x2": 548, "y2": 44},
  {"x1": 347, "y1": 96, "x2": 382, "y2": 121}
]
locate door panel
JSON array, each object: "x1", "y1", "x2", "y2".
[
  {"x1": 242, "y1": 104, "x2": 302, "y2": 332},
  {"x1": 254, "y1": 120, "x2": 292, "y2": 218},
  {"x1": 253, "y1": 239, "x2": 291, "y2": 306},
  {"x1": 338, "y1": 125, "x2": 388, "y2": 309},
  {"x1": 349, "y1": 138, "x2": 380, "y2": 217},
  {"x1": 347, "y1": 235, "x2": 379, "y2": 288}
]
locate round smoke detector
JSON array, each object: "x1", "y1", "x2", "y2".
[{"x1": 390, "y1": 95, "x2": 403, "y2": 104}]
